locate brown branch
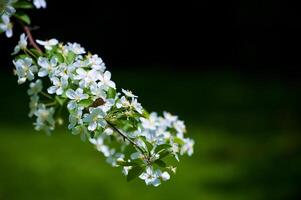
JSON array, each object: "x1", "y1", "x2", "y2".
[{"x1": 23, "y1": 26, "x2": 42, "y2": 53}]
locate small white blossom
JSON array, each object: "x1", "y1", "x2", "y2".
[
  {"x1": 89, "y1": 136, "x2": 111, "y2": 157},
  {"x1": 83, "y1": 108, "x2": 106, "y2": 131},
  {"x1": 99, "y1": 71, "x2": 116, "y2": 89},
  {"x1": 131, "y1": 98, "x2": 143, "y2": 114},
  {"x1": 28, "y1": 95, "x2": 39, "y2": 117},
  {"x1": 180, "y1": 138, "x2": 194, "y2": 156},
  {"x1": 122, "y1": 89, "x2": 137, "y2": 98},
  {"x1": 0, "y1": 14, "x2": 13, "y2": 38},
  {"x1": 33, "y1": 0, "x2": 47, "y2": 9},
  {"x1": 161, "y1": 171, "x2": 170, "y2": 181},
  {"x1": 14, "y1": 57, "x2": 38, "y2": 84},
  {"x1": 139, "y1": 167, "x2": 161, "y2": 187},
  {"x1": 36, "y1": 39, "x2": 58, "y2": 50},
  {"x1": 140, "y1": 113, "x2": 158, "y2": 130},
  {"x1": 74, "y1": 68, "x2": 100, "y2": 88},
  {"x1": 34, "y1": 105, "x2": 55, "y2": 134},
  {"x1": 88, "y1": 54, "x2": 106, "y2": 72},
  {"x1": 66, "y1": 88, "x2": 89, "y2": 110},
  {"x1": 1, "y1": 0, "x2": 16, "y2": 16},
  {"x1": 37, "y1": 57, "x2": 58, "y2": 77},
  {"x1": 66, "y1": 42, "x2": 85, "y2": 54},
  {"x1": 13, "y1": 33, "x2": 27, "y2": 55},
  {"x1": 47, "y1": 77, "x2": 68, "y2": 95},
  {"x1": 27, "y1": 79, "x2": 43, "y2": 95}
]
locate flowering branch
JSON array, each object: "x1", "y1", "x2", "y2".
[
  {"x1": 2, "y1": 0, "x2": 195, "y2": 187},
  {"x1": 105, "y1": 119, "x2": 146, "y2": 155}
]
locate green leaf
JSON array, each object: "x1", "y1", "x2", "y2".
[
  {"x1": 127, "y1": 166, "x2": 144, "y2": 182},
  {"x1": 14, "y1": 12, "x2": 31, "y2": 24},
  {"x1": 52, "y1": 53, "x2": 64, "y2": 63},
  {"x1": 29, "y1": 48, "x2": 42, "y2": 57},
  {"x1": 159, "y1": 150, "x2": 171, "y2": 159},
  {"x1": 140, "y1": 136, "x2": 153, "y2": 152},
  {"x1": 14, "y1": 1, "x2": 34, "y2": 9},
  {"x1": 78, "y1": 99, "x2": 93, "y2": 107},
  {"x1": 155, "y1": 144, "x2": 171, "y2": 153},
  {"x1": 66, "y1": 52, "x2": 76, "y2": 64},
  {"x1": 107, "y1": 88, "x2": 116, "y2": 99},
  {"x1": 154, "y1": 159, "x2": 167, "y2": 167},
  {"x1": 174, "y1": 137, "x2": 185, "y2": 145}
]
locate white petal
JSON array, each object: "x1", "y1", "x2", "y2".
[{"x1": 66, "y1": 89, "x2": 76, "y2": 99}]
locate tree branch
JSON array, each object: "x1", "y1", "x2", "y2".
[
  {"x1": 105, "y1": 119, "x2": 146, "y2": 155},
  {"x1": 22, "y1": 26, "x2": 42, "y2": 53}
]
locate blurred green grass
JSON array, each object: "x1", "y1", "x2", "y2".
[{"x1": 0, "y1": 69, "x2": 300, "y2": 200}]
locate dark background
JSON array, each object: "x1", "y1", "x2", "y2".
[
  {"x1": 1, "y1": 0, "x2": 301, "y2": 78},
  {"x1": 1, "y1": 1, "x2": 301, "y2": 200}
]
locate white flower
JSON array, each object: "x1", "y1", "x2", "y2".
[
  {"x1": 66, "y1": 42, "x2": 85, "y2": 55},
  {"x1": 38, "y1": 57, "x2": 58, "y2": 77},
  {"x1": 104, "y1": 128, "x2": 113, "y2": 136},
  {"x1": 122, "y1": 89, "x2": 137, "y2": 98},
  {"x1": 71, "y1": 125, "x2": 88, "y2": 141},
  {"x1": 140, "y1": 113, "x2": 158, "y2": 130},
  {"x1": 139, "y1": 167, "x2": 161, "y2": 187},
  {"x1": 28, "y1": 95, "x2": 39, "y2": 117},
  {"x1": 27, "y1": 79, "x2": 43, "y2": 95},
  {"x1": 66, "y1": 88, "x2": 89, "y2": 110},
  {"x1": 47, "y1": 77, "x2": 68, "y2": 95},
  {"x1": 14, "y1": 57, "x2": 38, "y2": 84},
  {"x1": 174, "y1": 120, "x2": 186, "y2": 137},
  {"x1": 0, "y1": 0, "x2": 16, "y2": 16},
  {"x1": 74, "y1": 68, "x2": 100, "y2": 88},
  {"x1": 99, "y1": 71, "x2": 116, "y2": 89},
  {"x1": 0, "y1": 14, "x2": 13, "y2": 38},
  {"x1": 34, "y1": 105, "x2": 55, "y2": 134},
  {"x1": 68, "y1": 108, "x2": 83, "y2": 129},
  {"x1": 36, "y1": 39, "x2": 58, "y2": 50},
  {"x1": 180, "y1": 138, "x2": 194, "y2": 156},
  {"x1": 90, "y1": 83, "x2": 106, "y2": 99},
  {"x1": 161, "y1": 171, "x2": 170, "y2": 181},
  {"x1": 131, "y1": 98, "x2": 143, "y2": 114},
  {"x1": 55, "y1": 63, "x2": 76, "y2": 80},
  {"x1": 33, "y1": 0, "x2": 47, "y2": 9},
  {"x1": 164, "y1": 111, "x2": 178, "y2": 123},
  {"x1": 116, "y1": 96, "x2": 130, "y2": 108},
  {"x1": 89, "y1": 136, "x2": 111, "y2": 157},
  {"x1": 83, "y1": 108, "x2": 106, "y2": 131},
  {"x1": 88, "y1": 54, "x2": 106, "y2": 72},
  {"x1": 13, "y1": 33, "x2": 28, "y2": 55}
]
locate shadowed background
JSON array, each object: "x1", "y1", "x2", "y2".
[{"x1": 0, "y1": 0, "x2": 301, "y2": 200}]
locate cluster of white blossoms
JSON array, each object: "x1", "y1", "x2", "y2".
[
  {"x1": 3, "y1": 0, "x2": 194, "y2": 186},
  {"x1": 12, "y1": 34, "x2": 195, "y2": 186},
  {"x1": 0, "y1": 0, "x2": 46, "y2": 38}
]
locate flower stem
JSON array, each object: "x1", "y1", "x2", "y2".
[
  {"x1": 105, "y1": 119, "x2": 146, "y2": 156},
  {"x1": 40, "y1": 91, "x2": 53, "y2": 100}
]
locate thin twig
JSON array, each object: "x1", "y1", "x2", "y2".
[
  {"x1": 22, "y1": 26, "x2": 42, "y2": 53},
  {"x1": 106, "y1": 119, "x2": 146, "y2": 155}
]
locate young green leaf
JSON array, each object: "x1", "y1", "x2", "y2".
[
  {"x1": 107, "y1": 87, "x2": 116, "y2": 99},
  {"x1": 155, "y1": 144, "x2": 171, "y2": 153},
  {"x1": 127, "y1": 166, "x2": 144, "y2": 182},
  {"x1": 154, "y1": 159, "x2": 166, "y2": 167},
  {"x1": 14, "y1": 12, "x2": 31, "y2": 24},
  {"x1": 14, "y1": 1, "x2": 34, "y2": 9}
]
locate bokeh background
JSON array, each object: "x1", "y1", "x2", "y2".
[{"x1": 1, "y1": 0, "x2": 301, "y2": 200}]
